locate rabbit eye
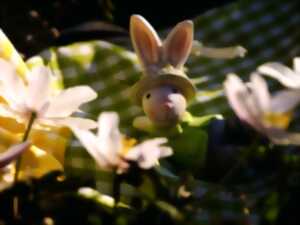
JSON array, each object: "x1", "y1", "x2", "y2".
[
  {"x1": 146, "y1": 93, "x2": 151, "y2": 99},
  {"x1": 172, "y1": 88, "x2": 178, "y2": 93}
]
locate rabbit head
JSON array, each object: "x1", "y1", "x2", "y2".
[{"x1": 130, "y1": 15, "x2": 195, "y2": 127}]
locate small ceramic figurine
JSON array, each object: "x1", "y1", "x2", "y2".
[
  {"x1": 130, "y1": 15, "x2": 196, "y2": 132},
  {"x1": 130, "y1": 15, "x2": 246, "y2": 133}
]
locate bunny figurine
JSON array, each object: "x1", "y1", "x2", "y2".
[{"x1": 130, "y1": 15, "x2": 197, "y2": 132}]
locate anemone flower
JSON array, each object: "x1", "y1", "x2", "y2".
[
  {"x1": 0, "y1": 59, "x2": 97, "y2": 130},
  {"x1": 72, "y1": 112, "x2": 173, "y2": 174},
  {"x1": 224, "y1": 73, "x2": 300, "y2": 145},
  {"x1": 0, "y1": 142, "x2": 30, "y2": 168},
  {"x1": 258, "y1": 57, "x2": 300, "y2": 89}
]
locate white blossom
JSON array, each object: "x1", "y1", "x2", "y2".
[
  {"x1": 0, "y1": 59, "x2": 97, "y2": 129},
  {"x1": 258, "y1": 57, "x2": 300, "y2": 89},
  {"x1": 224, "y1": 73, "x2": 300, "y2": 145},
  {"x1": 72, "y1": 112, "x2": 173, "y2": 173}
]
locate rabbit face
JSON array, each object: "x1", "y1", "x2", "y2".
[{"x1": 142, "y1": 85, "x2": 187, "y2": 127}]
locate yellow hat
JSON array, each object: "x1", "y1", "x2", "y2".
[{"x1": 131, "y1": 65, "x2": 196, "y2": 105}]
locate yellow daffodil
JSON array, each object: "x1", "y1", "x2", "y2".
[
  {"x1": 0, "y1": 59, "x2": 97, "y2": 181},
  {"x1": 0, "y1": 29, "x2": 97, "y2": 182}
]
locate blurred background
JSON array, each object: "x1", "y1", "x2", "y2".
[
  {"x1": 0, "y1": 0, "x2": 236, "y2": 57},
  {"x1": 0, "y1": 1, "x2": 300, "y2": 224}
]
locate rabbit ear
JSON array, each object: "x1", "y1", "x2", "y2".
[
  {"x1": 163, "y1": 20, "x2": 193, "y2": 68},
  {"x1": 130, "y1": 15, "x2": 162, "y2": 70}
]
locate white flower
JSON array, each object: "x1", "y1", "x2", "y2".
[
  {"x1": 0, "y1": 142, "x2": 30, "y2": 168},
  {"x1": 0, "y1": 59, "x2": 97, "y2": 129},
  {"x1": 125, "y1": 138, "x2": 173, "y2": 169},
  {"x1": 258, "y1": 57, "x2": 300, "y2": 89},
  {"x1": 72, "y1": 112, "x2": 173, "y2": 173},
  {"x1": 224, "y1": 73, "x2": 300, "y2": 145}
]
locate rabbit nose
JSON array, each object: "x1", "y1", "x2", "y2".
[{"x1": 162, "y1": 102, "x2": 174, "y2": 109}]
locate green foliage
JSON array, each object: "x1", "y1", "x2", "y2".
[{"x1": 169, "y1": 127, "x2": 208, "y2": 172}]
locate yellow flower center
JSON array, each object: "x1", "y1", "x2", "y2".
[
  {"x1": 120, "y1": 137, "x2": 137, "y2": 156},
  {"x1": 263, "y1": 111, "x2": 292, "y2": 129}
]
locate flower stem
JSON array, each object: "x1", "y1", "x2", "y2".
[
  {"x1": 13, "y1": 113, "x2": 36, "y2": 184},
  {"x1": 13, "y1": 113, "x2": 35, "y2": 219},
  {"x1": 112, "y1": 171, "x2": 121, "y2": 215}
]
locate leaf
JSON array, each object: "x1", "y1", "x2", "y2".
[
  {"x1": 78, "y1": 187, "x2": 130, "y2": 212},
  {"x1": 183, "y1": 111, "x2": 223, "y2": 127},
  {"x1": 155, "y1": 200, "x2": 184, "y2": 221},
  {"x1": 169, "y1": 127, "x2": 208, "y2": 171}
]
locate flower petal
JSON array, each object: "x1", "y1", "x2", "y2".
[
  {"x1": 0, "y1": 59, "x2": 26, "y2": 107},
  {"x1": 258, "y1": 62, "x2": 300, "y2": 88},
  {"x1": 0, "y1": 104, "x2": 25, "y2": 123},
  {"x1": 40, "y1": 117, "x2": 97, "y2": 130},
  {"x1": 125, "y1": 138, "x2": 172, "y2": 169},
  {"x1": 224, "y1": 74, "x2": 263, "y2": 130},
  {"x1": 0, "y1": 142, "x2": 30, "y2": 168},
  {"x1": 224, "y1": 74, "x2": 249, "y2": 120},
  {"x1": 250, "y1": 73, "x2": 271, "y2": 112},
  {"x1": 19, "y1": 145, "x2": 63, "y2": 178},
  {"x1": 159, "y1": 146, "x2": 173, "y2": 158},
  {"x1": 71, "y1": 127, "x2": 111, "y2": 169},
  {"x1": 0, "y1": 104, "x2": 19, "y2": 118},
  {"x1": 44, "y1": 86, "x2": 97, "y2": 118},
  {"x1": 294, "y1": 57, "x2": 300, "y2": 74},
  {"x1": 271, "y1": 89, "x2": 300, "y2": 113},
  {"x1": 26, "y1": 66, "x2": 51, "y2": 112},
  {"x1": 97, "y1": 112, "x2": 122, "y2": 165}
]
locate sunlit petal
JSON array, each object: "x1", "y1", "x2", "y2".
[
  {"x1": 125, "y1": 138, "x2": 172, "y2": 169},
  {"x1": 258, "y1": 62, "x2": 300, "y2": 88},
  {"x1": 97, "y1": 112, "x2": 122, "y2": 165},
  {"x1": 71, "y1": 128, "x2": 111, "y2": 169},
  {"x1": 44, "y1": 86, "x2": 97, "y2": 117},
  {"x1": 159, "y1": 146, "x2": 173, "y2": 158},
  {"x1": 0, "y1": 59, "x2": 26, "y2": 107},
  {"x1": 250, "y1": 73, "x2": 271, "y2": 112},
  {"x1": 224, "y1": 74, "x2": 262, "y2": 130},
  {"x1": 294, "y1": 57, "x2": 300, "y2": 74},
  {"x1": 224, "y1": 74, "x2": 250, "y2": 120},
  {"x1": 26, "y1": 66, "x2": 51, "y2": 112},
  {"x1": 40, "y1": 117, "x2": 97, "y2": 130},
  {"x1": 0, "y1": 104, "x2": 19, "y2": 119},
  {"x1": 0, "y1": 104, "x2": 26, "y2": 123}
]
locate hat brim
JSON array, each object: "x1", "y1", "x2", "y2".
[{"x1": 131, "y1": 74, "x2": 196, "y2": 105}]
